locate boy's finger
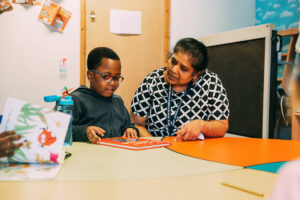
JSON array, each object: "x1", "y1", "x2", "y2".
[
  {"x1": 95, "y1": 128, "x2": 105, "y2": 137},
  {"x1": 96, "y1": 127, "x2": 105, "y2": 133},
  {"x1": 128, "y1": 130, "x2": 137, "y2": 138},
  {"x1": 132, "y1": 131, "x2": 137, "y2": 138}
]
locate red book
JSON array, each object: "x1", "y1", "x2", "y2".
[{"x1": 95, "y1": 137, "x2": 171, "y2": 150}]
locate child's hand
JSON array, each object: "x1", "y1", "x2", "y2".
[
  {"x1": 86, "y1": 126, "x2": 105, "y2": 143},
  {"x1": 0, "y1": 131, "x2": 23, "y2": 158},
  {"x1": 122, "y1": 128, "x2": 138, "y2": 138}
]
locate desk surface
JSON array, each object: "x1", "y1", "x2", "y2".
[
  {"x1": 0, "y1": 168, "x2": 278, "y2": 200},
  {"x1": 58, "y1": 142, "x2": 241, "y2": 181},
  {"x1": 0, "y1": 140, "x2": 279, "y2": 200}
]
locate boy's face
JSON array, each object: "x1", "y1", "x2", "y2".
[{"x1": 88, "y1": 58, "x2": 121, "y2": 97}]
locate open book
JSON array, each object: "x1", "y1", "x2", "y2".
[
  {"x1": 96, "y1": 137, "x2": 171, "y2": 150},
  {"x1": 0, "y1": 97, "x2": 71, "y2": 180}
]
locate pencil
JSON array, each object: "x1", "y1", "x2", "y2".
[{"x1": 221, "y1": 182, "x2": 264, "y2": 197}]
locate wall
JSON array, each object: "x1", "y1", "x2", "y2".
[
  {"x1": 170, "y1": 0, "x2": 256, "y2": 49},
  {"x1": 0, "y1": 0, "x2": 255, "y2": 114},
  {"x1": 0, "y1": 0, "x2": 80, "y2": 113}
]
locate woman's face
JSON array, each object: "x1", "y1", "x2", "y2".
[{"x1": 165, "y1": 51, "x2": 197, "y2": 87}]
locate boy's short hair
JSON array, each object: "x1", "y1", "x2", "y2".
[{"x1": 87, "y1": 47, "x2": 120, "y2": 70}]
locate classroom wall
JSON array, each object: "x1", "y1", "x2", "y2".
[
  {"x1": 170, "y1": 0, "x2": 256, "y2": 49},
  {"x1": 0, "y1": 0, "x2": 255, "y2": 114},
  {"x1": 0, "y1": 0, "x2": 80, "y2": 113}
]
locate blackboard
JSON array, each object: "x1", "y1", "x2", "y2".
[{"x1": 206, "y1": 36, "x2": 277, "y2": 138}]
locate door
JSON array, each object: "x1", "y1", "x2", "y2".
[{"x1": 84, "y1": 0, "x2": 169, "y2": 108}]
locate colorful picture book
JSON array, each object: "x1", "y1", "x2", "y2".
[
  {"x1": 96, "y1": 137, "x2": 171, "y2": 150},
  {"x1": 0, "y1": 97, "x2": 71, "y2": 180},
  {"x1": 38, "y1": 0, "x2": 71, "y2": 32}
]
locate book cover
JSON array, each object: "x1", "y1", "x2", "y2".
[
  {"x1": 0, "y1": 97, "x2": 71, "y2": 180},
  {"x1": 96, "y1": 137, "x2": 171, "y2": 150},
  {"x1": 52, "y1": 6, "x2": 72, "y2": 32},
  {"x1": 38, "y1": 0, "x2": 71, "y2": 32},
  {"x1": 38, "y1": 0, "x2": 59, "y2": 25}
]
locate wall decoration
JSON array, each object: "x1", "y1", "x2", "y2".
[
  {"x1": 12, "y1": 0, "x2": 41, "y2": 5},
  {"x1": 38, "y1": 0, "x2": 71, "y2": 32},
  {"x1": 255, "y1": 0, "x2": 300, "y2": 78},
  {"x1": 0, "y1": 0, "x2": 13, "y2": 13},
  {"x1": 255, "y1": 0, "x2": 299, "y2": 50}
]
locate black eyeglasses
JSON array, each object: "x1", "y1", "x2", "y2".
[{"x1": 90, "y1": 70, "x2": 124, "y2": 84}]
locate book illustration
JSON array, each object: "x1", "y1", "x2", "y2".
[
  {"x1": 0, "y1": 97, "x2": 70, "y2": 180},
  {"x1": 38, "y1": 0, "x2": 59, "y2": 25},
  {"x1": 96, "y1": 137, "x2": 171, "y2": 150},
  {"x1": 0, "y1": 97, "x2": 70, "y2": 164},
  {"x1": 52, "y1": 6, "x2": 72, "y2": 32},
  {"x1": 38, "y1": 0, "x2": 71, "y2": 32}
]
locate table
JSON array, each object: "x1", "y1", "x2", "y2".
[{"x1": 0, "y1": 141, "x2": 279, "y2": 200}]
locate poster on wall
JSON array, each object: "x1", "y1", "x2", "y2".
[
  {"x1": 0, "y1": 0, "x2": 13, "y2": 13},
  {"x1": 38, "y1": 0, "x2": 72, "y2": 32},
  {"x1": 110, "y1": 9, "x2": 142, "y2": 34}
]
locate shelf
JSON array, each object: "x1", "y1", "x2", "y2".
[{"x1": 278, "y1": 60, "x2": 292, "y2": 65}]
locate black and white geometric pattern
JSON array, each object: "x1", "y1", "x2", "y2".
[{"x1": 130, "y1": 68, "x2": 229, "y2": 137}]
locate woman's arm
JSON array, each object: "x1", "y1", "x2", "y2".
[
  {"x1": 175, "y1": 119, "x2": 228, "y2": 141},
  {"x1": 130, "y1": 112, "x2": 153, "y2": 137}
]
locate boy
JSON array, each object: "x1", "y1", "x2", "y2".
[{"x1": 71, "y1": 47, "x2": 139, "y2": 143}]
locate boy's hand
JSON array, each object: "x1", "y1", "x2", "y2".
[
  {"x1": 122, "y1": 128, "x2": 138, "y2": 138},
  {"x1": 86, "y1": 126, "x2": 105, "y2": 143},
  {"x1": 0, "y1": 131, "x2": 23, "y2": 158}
]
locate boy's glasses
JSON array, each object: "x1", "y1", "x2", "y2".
[{"x1": 90, "y1": 70, "x2": 124, "y2": 84}]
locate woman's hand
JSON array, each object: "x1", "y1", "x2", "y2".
[
  {"x1": 122, "y1": 128, "x2": 138, "y2": 138},
  {"x1": 0, "y1": 131, "x2": 23, "y2": 158},
  {"x1": 86, "y1": 126, "x2": 105, "y2": 143},
  {"x1": 175, "y1": 120, "x2": 209, "y2": 141}
]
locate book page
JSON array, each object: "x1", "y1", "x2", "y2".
[{"x1": 0, "y1": 97, "x2": 70, "y2": 164}]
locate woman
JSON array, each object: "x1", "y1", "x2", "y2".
[{"x1": 130, "y1": 38, "x2": 229, "y2": 141}]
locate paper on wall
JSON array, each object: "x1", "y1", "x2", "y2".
[{"x1": 110, "y1": 9, "x2": 141, "y2": 35}]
